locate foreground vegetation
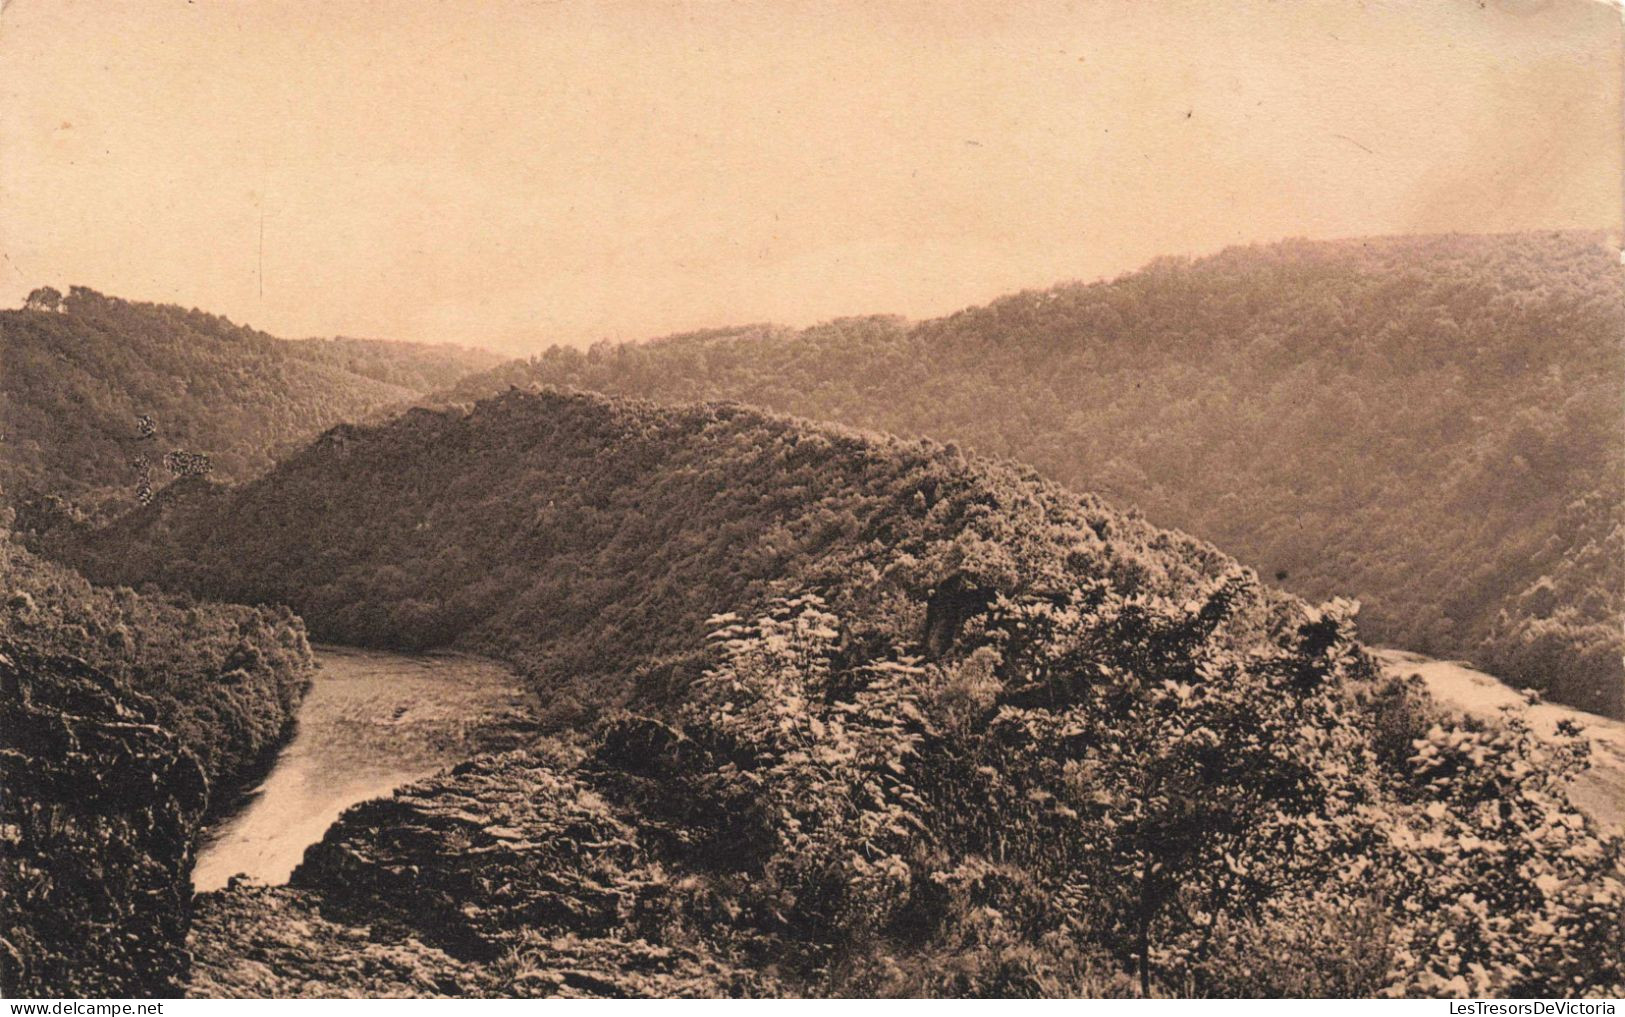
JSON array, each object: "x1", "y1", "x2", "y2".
[
  {"x1": 69, "y1": 390, "x2": 1624, "y2": 997},
  {"x1": 443, "y1": 232, "x2": 1624, "y2": 716},
  {"x1": 0, "y1": 532, "x2": 315, "y2": 995}
]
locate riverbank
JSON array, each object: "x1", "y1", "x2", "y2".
[
  {"x1": 191, "y1": 645, "x2": 537, "y2": 892},
  {"x1": 1376, "y1": 648, "x2": 1625, "y2": 834}
]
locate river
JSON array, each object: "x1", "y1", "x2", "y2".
[
  {"x1": 1376, "y1": 648, "x2": 1625, "y2": 834},
  {"x1": 190, "y1": 645, "x2": 534, "y2": 893},
  {"x1": 190, "y1": 642, "x2": 1620, "y2": 894}
]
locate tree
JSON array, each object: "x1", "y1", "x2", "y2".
[
  {"x1": 163, "y1": 449, "x2": 213, "y2": 479},
  {"x1": 23, "y1": 287, "x2": 62, "y2": 312},
  {"x1": 979, "y1": 572, "x2": 1371, "y2": 994}
]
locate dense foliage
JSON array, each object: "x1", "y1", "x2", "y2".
[
  {"x1": 0, "y1": 532, "x2": 316, "y2": 994},
  {"x1": 70, "y1": 389, "x2": 1263, "y2": 724},
  {"x1": 0, "y1": 287, "x2": 497, "y2": 517},
  {"x1": 68, "y1": 389, "x2": 1623, "y2": 996},
  {"x1": 1, "y1": 641, "x2": 207, "y2": 996},
  {"x1": 443, "y1": 233, "x2": 1624, "y2": 716},
  {"x1": 569, "y1": 591, "x2": 1621, "y2": 996},
  {"x1": 0, "y1": 534, "x2": 313, "y2": 792}
]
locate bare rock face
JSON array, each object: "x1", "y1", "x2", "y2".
[
  {"x1": 923, "y1": 576, "x2": 994, "y2": 658},
  {"x1": 185, "y1": 886, "x2": 474, "y2": 998},
  {"x1": 186, "y1": 751, "x2": 772, "y2": 998},
  {"x1": 0, "y1": 642, "x2": 208, "y2": 996},
  {"x1": 293, "y1": 753, "x2": 655, "y2": 959},
  {"x1": 187, "y1": 884, "x2": 766, "y2": 998}
]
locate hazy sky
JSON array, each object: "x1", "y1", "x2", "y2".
[{"x1": 2, "y1": 0, "x2": 1619, "y2": 353}]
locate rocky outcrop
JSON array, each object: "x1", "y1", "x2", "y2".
[
  {"x1": 186, "y1": 886, "x2": 473, "y2": 998},
  {"x1": 0, "y1": 642, "x2": 208, "y2": 996},
  {"x1": 188, "y1": 885, "x2": 768, "y2": 998},
  {"x1": 294, "y1": 753, "x2": 656, "y2": 960},
  {"x1": 923, "y1": 576, "x2": 994, "y2": 657},
  {"x1": 187, "y1": 751, "x2": 774, "y2": 997}
]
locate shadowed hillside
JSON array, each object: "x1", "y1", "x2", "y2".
[
  {"x1": 0, "y1": 534, "x2": 314, "y2": 995},
  {"x1": 65, "y1": 389, "x2": 1624, "y2": 997},
  {"x1": 440, "y1": 232, "x2": 1625, "y2": 716},
  {"x1": 0, "y1": 286, "x2": 499, "y2": 520}
]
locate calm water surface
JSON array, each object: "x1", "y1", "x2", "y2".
[{"x1": 191, "y1": 645, "x2": 530, "y2": 892}]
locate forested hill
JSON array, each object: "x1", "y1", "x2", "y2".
[
  {"x1": 69, "y1": 387, "x2": 1267, "y2": 720},
  {"x1": 440, "y1": 232, "x2": 1625, "y2": 717},
  {"x1": 66, "y1": 389, "x2": 1625, "y2": 996},
  {"x1": 0, "y1": 286, "x2": 498, "y2": 516}
]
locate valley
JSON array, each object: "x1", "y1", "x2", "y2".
[
  {"x1": 4, "y1": 234, "x2": 1622, "y2": 998},
  {"x1": 444, "y1": 233, "x2": 1624, "y2": 718},
  {"x1": 8, "y1": 0, "x2": 1621, "y2": 998},
  {"x1": 172, "y1": 639, "x2": 1625, "y2": 999}
]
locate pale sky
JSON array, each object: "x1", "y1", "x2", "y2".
[{"x1": 1, "y1": 0, "x2": 1620, "y2": 353}]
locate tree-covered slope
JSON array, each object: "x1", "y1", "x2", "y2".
[
  {"x1": 0, "y1": 532, "x2": 315, "y2": 995},
  {"x1": 282, "y1": 335, "x2": 506, "y2": 394},
  {"x1": 66, "y1": 389, "x2": 1624, "y2": 997},
  {"x1": 442, "y1": 232, "x2": 1624, "y2": 716},
  {"x1": 0, "y1": 286, "x2": 498, "y2": 516},
  {"x1": 70, "y1": 388, "x2": 1261, "y2": 723}
]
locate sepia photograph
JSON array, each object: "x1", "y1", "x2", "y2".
[{"x1": 1, "y1": 0, "x2": 1622, "y2": 1003}]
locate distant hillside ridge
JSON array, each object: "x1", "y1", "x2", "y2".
[
  {"x1": 0, "y1": 286, "x2": 500, "y2": 518},
  {"x1": 437, "y1": 231, "x2": 1625, "y2": 717},
  {"x1": 283, "y1": 335, "x2": 506, "y2": 393}
]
